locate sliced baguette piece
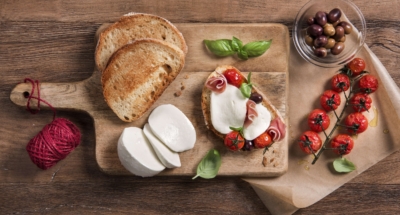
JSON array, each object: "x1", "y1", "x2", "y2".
[
  {"x1": 95, "y1": 12, "x2": 188, "y2": 72},
  {"x1": 201, "y1": 65, "x2": 285, "y2": 140},
  {"x1": 102, "y1": 38, "x2": 185, "y2": 122}
]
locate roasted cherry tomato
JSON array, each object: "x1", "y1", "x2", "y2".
[
  {"x1": 224, "y1": 131, "x2": 245, "y2": 151},
  {"x1": 223, "y1": 69, "x2": 246, "y2": 88},
  {"x1": 344, "y1": 112, "x2": 368, "y2": 134},
  {"x1": 320, "y1": 90, "x2": 341, "y2": 111},
  {"x1": 347, "y1": 57, "x2": 366, "y2": 76},
  {"x1": 331, "y1": 134, "x2": 354, "y2": 155},
  {"x1": 331, "y1": 73, "x2": 350, "y2": 92},
  {"x1": 298, "y1": 131, "x2": 322, "y2": 154},
  {"x1": 359, "y1": 74, "x2": 378, "y2": 94},
  {"x1": 350, "y1": 93, "x2": 372, "y2": 112},
  {"x1": 254, "y1": 132, "x2": 273, "y2": 149},
  {"x1": 308, "y1": 109, "x2": 330, "y2": 132}
]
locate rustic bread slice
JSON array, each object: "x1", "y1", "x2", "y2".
[
  {"x1": 102, "y1": 38, "x2": 185, "y2": 122},
  {"x1": 95, "y1": 13, "x2": 187, "y2": 72},
  {"x1": 201, "y1": 65, "x2": 284, "y2": 140}
]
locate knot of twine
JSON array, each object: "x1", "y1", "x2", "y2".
[{"x1": 24, "y1": 78, "x2": 81, "y2": 170}]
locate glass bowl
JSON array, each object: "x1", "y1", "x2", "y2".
[{"x1": 293, "y1": 0, "x2": 366, "y2": 68}]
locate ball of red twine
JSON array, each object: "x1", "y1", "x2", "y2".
[
  {"x1": 24, "y1": 78, "x2": 81, "y2": 170},
  {"x1": 26, "y1": 118, "x2": 81, "y2": 170}
]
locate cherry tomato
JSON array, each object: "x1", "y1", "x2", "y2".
[
  {"x1": 359, "y1": 74, "x2": 378, "y2": 94},
  {"x1": 308, "y1": 109, "x2": 330, "y2": 132},
  {"x1": 344, "y1": 112, "x2": 368, "y2": 134},
  {"x1": 331, "y1": 73, "x2": 350, "y2": 92},
  {"x1": 224, "y1": 131, "x2": 245, "y2": 151},
  {"x1": 347, "y1": 57, "x2": 366, "y2": 76},
  {"x1": 223, "y1": 69, "x2": 246, "y2": 88},
  {"x1": 320, "y1": 90, "x2": 341, "y2": 111},
  {"x1": 350, "y1": 93, "x2": 372, "y2": 112},
  {"x1": 298, "y1": 131, "x2": 322, "y2": 154},
  {"x1": 331, "y1": 134, "x2": 354, "y2": 155},
  {"x1": 254, "y1": 132, "x2": 273, "y2": 149}
]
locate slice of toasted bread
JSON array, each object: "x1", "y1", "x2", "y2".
[
  {"x1": 102, "y1": 38, "x2": 185, "y2": 122},
  {"x1": 95, "y1": 13, "x2": 188, "y2": 72},
  {"x1": 201, "y1": 65, "x2": 284, "y2": 140}
]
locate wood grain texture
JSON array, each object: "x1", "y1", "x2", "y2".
[{"x1": 0, "y1": 0, "x2": 399, "y2": 214}]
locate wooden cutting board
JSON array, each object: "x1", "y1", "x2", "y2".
[{"x1": 10, "y1": 23, "x2": 290, "y2": 177}]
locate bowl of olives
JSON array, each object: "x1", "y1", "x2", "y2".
[{"x1": 293, "y1": 0, "x2": 366, "y2": 68}]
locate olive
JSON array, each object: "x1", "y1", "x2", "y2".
[
  {"x1": 331, "y1": 42, "x2": 345, "y2": 55},
  {"x1": 331, "y1": 19, "x2": 341, "y2": 27},
  {"x1": 334, "y1": 26, "x2": 345, "y2": 41},
  {"x1": 324, "y1": 38, "x2": 336, "y2": 49},
  {"x1": 243, "y1": 140, "x2": 254, "y2": 151},
  {"x1": 339, "y1": 21, "x2": 353, "y2": 34},
  {"x1": 307, "y1": 24, "x2": 323, "y2": 37},
  {"x1": 338, "y1": 35, "x2": 346, "y2": 42},
  {"x1": 313, "y1": 35, "x2": 328, "y2": 48},
  {"x1": 315, "y1": 11, "x2": 327, "y2": 26},
  {"x1": 305, "y1": 35, "x2": 314, "y2": 46},
  {"x1": 323, "y1": 24, "x2": 335, "y2": 36},
  {"x1": 306, "y1": 16, "x2": 315, "y2": 25},
  {"x1": 249, "y1": 92, "x2": 263, "y2": 104},
  {"x1": 328, "y1": 8, "x2": 342, "y2": 23},
  {"x1": 314, "y1": 47, "x2": 327, "y2": 57}
]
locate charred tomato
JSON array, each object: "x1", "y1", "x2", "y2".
[
  {"x1": 350, "y1": 93, "x2": 372, "y2": 112},
  {"x1": 298, "y1": 131, "x2": 322, "y2": 154},
  {"x1": 320, "y1": 90, "x2": 341, "y2": 111},
  {"x1": 331, "y1": 73, "x2": 350, "y2": 92},
  {"x1": 358, "y1": 74, "x2": 378, "y2": 94},
  {"x1": 344, "y1": 112, "x2": 368, "y2": 134},
  {"x1": 308, "y1": 109, "x2": 330, "y2": 132},
  {"x1": 347, "y1": 57, "x2": 366, "y2": 77},
  {"x1": 331, "y1": 134, "x2": 354, "y2": 155},
  {"x1": 224, "y1": 131, "x2": 245, "y2": 151}
]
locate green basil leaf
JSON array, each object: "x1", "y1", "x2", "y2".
[
  {"x1": 238, "y1": 49, "x2": 248, "y2": 60},
  {"x1": 204, "y1": 39, "x2": 235, "y2": 57},
  {"x1": 333, "y1": 158, "x2": 356, "y2": 173},
  {"x1": 240, "y1": 83, "x2": 252, "y2": 98},
  {"x1": 242, "y1": 39, "x2": 272, "y2": 57},
  {"x1": 231, "y1": 36, "x2": 243, "y2": 52},
  {"x1": 192, "y1": 149, "x2": 222, "y2": 180}
]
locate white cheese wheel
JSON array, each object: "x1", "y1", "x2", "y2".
[
  {"x1": 210, "y1": 84, "x2": 248, "y2": 134},
  {"x1": 143, "y1": 123, "x2": 181, "y2": 168},
  {"x1": 148, "y1": 104, "x2": 196, "y2": 152},
  {"x1": 117, "y1": 127, "x2": 165, "y2": 177}
]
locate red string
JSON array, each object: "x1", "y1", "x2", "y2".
[{"x1": 24, "y1": 78, "x2": 81, "y2": 170}]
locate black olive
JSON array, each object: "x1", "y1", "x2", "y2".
[
  {"x1": 307, "y1": 24, "x2": 323, "y2": 37},
  {"x1": 249, "y1": 92, "x2": 263, "y2": 104},
  {"x1": 328, "y1": 8, "x2": 342, "y2": 23},
  {"x1": 334, "y1": 26, "x2": 345, "y2": 41},
  {"x1": 314, "y1": 47, "x2": 327, "y2": 57},
  {"x1": 243, "y1": 140, "x2": 254, "y2": 151},
  {"x1": 306, "y1": 16, "x2": 315, "y2": 25},
  {"x1": 313, "y1": 35, "x2": 328, "y2": 48},
  {"x1": 331, "y1": 42, "x2": 345, "y2": 55},
  {"x1": 315, "y1": 11, "x2": 327, "y2": 26}
]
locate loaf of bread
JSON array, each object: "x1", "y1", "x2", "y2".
[
  {"x1": 201, "y1": 65, "x2": 284, "y2": 140},
  {"x1": 95, "y1": 13, "x2": 188, "y2": 72},
  {"x1": 102, "y1": 39, "x2": 185, "y2": 122}
]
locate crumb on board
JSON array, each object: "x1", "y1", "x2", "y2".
[
  {"x1": 181, "y1": 85, "x2": 185, "y2": 90},
  {"x1": 174, "y1": 91, "x2": 182, "y2": 97},
  {"x1": 184, "y1": 74, "x2": 189, "y2": 79},
  {"x1": 262, "y1": 157, "x2": 267, "y2": 167}
]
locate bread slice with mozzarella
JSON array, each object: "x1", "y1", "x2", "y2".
[
  {"x1": 95, "y1": 13, "x2": 188, "y2": 72},
  {"x1": 201, "y1": 65, "x2": 286, "y2": 142},
  {"x1": 102, "y1": 38, "x2": 185, "y2": 122}
]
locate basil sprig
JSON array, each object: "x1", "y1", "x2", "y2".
[
  {"x1": 333, "y1": 158, "x2": 356, "y2": 173},
  {"x1": 204, "y1": 37, "x2": 272, "y2": 60},
  {"x1": 192, "y1": 149, "x2": 222, "y2": 180},
  {"x1": 240, "y1": 72, "x2": 253, "y2": 98}
]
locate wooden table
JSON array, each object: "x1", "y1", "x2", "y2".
[{"x1": 1, "y1": 0, "x2": 399, "y2": 214}]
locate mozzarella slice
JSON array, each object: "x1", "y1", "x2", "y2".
[
  {"x1": 243, "y1": 104, "x2": 272, "y2": 140},
  {"x1": 210, "y1": 84, "x2": 248, "y2": 134},
  {"x1": 148, "y1": 104, "x2": 196, "y2": 152},
  {"x1": 143, "y1": 123, "x2": 181, "y2": 168},
  {"x1": 117, "y1": 127, "x2": 165, "y2": 177}
]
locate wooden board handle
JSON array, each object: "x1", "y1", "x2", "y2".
[{"x1": 9, "y1": 75, "x2": 103, "y2": 113}]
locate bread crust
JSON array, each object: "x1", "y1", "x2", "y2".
[
  {"x1": 102, "y1": 38, "x2": 185, "y2": 122},
  {"x1": 201, "y1": 65, "x2": 284, "y2": 140},
  {"x1": 95, "y1": 13, "x2": 188, "y2": 72}
]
